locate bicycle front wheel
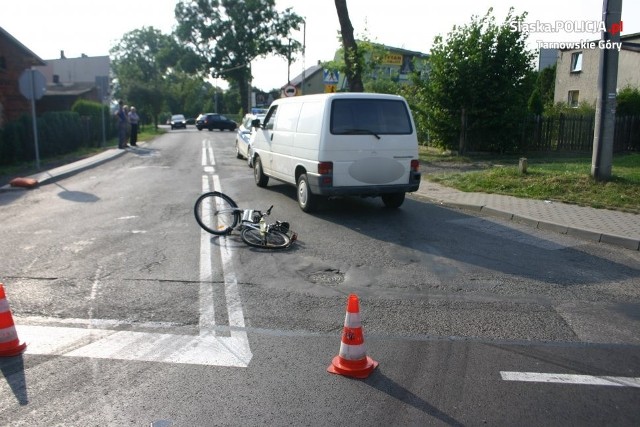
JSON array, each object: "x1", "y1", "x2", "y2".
[
  {"x1": 241, "y1": 228, "x2": 291, "y2": 249},
  {"x1": 194, "y1": 191, "x2": 240, "y2": 235}
]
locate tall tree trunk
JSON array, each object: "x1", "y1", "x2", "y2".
[
  {"x1": 238, "y1": 75, "x2": 249, "y2": 116},
  {"x1": 334, "y1": 0, "x2": 364, "y2": 92}
]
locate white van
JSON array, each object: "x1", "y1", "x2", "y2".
[{"x1": 250, "y1": 92, "x2": 421, "y2": 212}]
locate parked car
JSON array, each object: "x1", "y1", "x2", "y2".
[
  {"x1": 170, "y1": 114, "x2": 187, "y2": 129},
  {"x1": 235, "y1": 113, "x2": 265, "y2": 166},
  {"x1": 195, "y1": 113, "x2": 237, "y2": 131}
]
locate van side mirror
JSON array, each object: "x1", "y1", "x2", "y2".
[{"x1": 251, "y1": 118, "x2": 261, "y2": 128}]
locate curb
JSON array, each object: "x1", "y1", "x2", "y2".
[{"x1": 0, "y1": 147, "x2": 129, "y2": 192}]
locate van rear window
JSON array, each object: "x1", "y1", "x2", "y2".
[{"x1": 330, "y1": 99, "x2": 413, "y2": 135}]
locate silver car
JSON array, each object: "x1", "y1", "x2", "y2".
[{"x1": 235, "y1": 113, "x2": 265, "y2": 167}]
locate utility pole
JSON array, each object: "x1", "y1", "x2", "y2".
[
  {"x1": 287, "y1": 39, "x2": 291, "y2": 84},
  {"x1": 214, "y1": 75, "x2": 218, "y2": 113},
  {"x1": 248, "y1": 62, "x2": 252, "y2": 114},
  {"x1": 301, "y1": 19, "x2": 306, "y2": 95},
  {"x1": 591, "y1": 0, "x2": 623, "y2": 181}
]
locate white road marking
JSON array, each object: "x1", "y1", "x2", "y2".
[
  {"x1": 18, "y1": 325, "x2": 250, "y2": 366},
  {"x1": 199, "y1": 174, "x2": 215, "y2": 335},
  {"x1": 15, "y1": 139, "x2": 252, "y2": 367},
  {"x1": 87, "y1": 268, "x2": 101, "y2": 327},
  {"x1": 500, "y1": 371, "x2": 640, "y2": 388},
  {"x1": 19, "y1": 316, "x2": 183, "y2": 329}
]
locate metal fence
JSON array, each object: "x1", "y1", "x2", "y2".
[{"x1": 522, "y1": 114, "x2": 640, "y2": 153}]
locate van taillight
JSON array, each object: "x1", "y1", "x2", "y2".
[
  {"x1": 411, "y1": 159, "x2": 420, "y2": 172},
  {"x1": 318, "y1": 161, "x2": 333, "y2": 175}
]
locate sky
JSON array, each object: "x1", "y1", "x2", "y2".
[{"x1": 2, "y1": 0, "x2": 639, "y2": 91}]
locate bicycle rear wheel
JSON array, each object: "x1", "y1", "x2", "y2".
[
  {"x1": 194, "y1": 191, "x2": 240, "y2": 235},
  {"x1": 241, "y1": 228, "x2": 291, "y2": 249}
]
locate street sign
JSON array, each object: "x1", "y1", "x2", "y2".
[
  {"x1": 19, "y1": 69, "x2": 46, "y2": 100},
  {"x1": 283, "y1": 85, "x2": 297, "y2": 97},
  {"x1": 18, "y1": 69, "x2": 46, "y2": 170},
  {"x1": 323, "y1": 69, "x2": 339, "y2": 84},
  {"x1": 324, "y1": 84, "x2": 337, "y2": 93}
]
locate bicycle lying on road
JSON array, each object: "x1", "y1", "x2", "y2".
[{"x1": 194, "y1": 191, "x2": 297, "y2": 249}]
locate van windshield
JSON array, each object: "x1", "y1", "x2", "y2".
[{"x1": 330, "y1": 99, "x2": 413, "y2": 136}]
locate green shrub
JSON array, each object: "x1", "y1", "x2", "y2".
[
  {"x1": 617, "y1": 87, "x2": 640, "y2": 116},
  {"x1": 38, "y1": 112, "x2": 85, "y2": 156},
  {"x1": 545, "y1": 101, "x2": 595, "y2": 117},
  {"x1": 72, "y1": 100, "x2": 114, "y2": 144},
  {"x1": 0, "y1": 115, "x2": 30, "y2": 165}
]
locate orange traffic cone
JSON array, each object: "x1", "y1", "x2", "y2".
[
  {"x1": 0, "y1": 284, "x2": 27, "y2": 357},
  {"x1": 328, "y1": 293, "x2": 378, "y2": 379}
]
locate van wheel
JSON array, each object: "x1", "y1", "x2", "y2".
[
  {"x1": 254, "y1": 157, "x2": 269, "y2": 187},
  {"x1": 382, "y1": 192, "x2": 405, "y2": 208},
  {"x1": 235, "y1": 141, "x2": 243, "y2": 159},
  {"x1": 297, "y1": 174, "x2": 317, "y2": 212}
]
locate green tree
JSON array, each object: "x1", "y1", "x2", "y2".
[
  {"x1": 111, "y1": 27, "x2": 187, "y2": 128},
  {"x1": 365, "y1": 77, "x2": 401, "y2": 95},
  {"x1": 165, "y1": 72, "x2": 224, "y2": 118},
  {"x1": 324, "y1": 37, "x2": 395, "y2": 92},
  {"x1": 528, "y1": 87, "x2": 544, "y2": 115},
  {"x1": 538, "y1": 63, "x2": 556, "y2": 110},
  {"x1": 174, "y1": 0, "x2": 304, "y2": 115},
  {"x1": 527, "y1": 63, "x2": 556, "y2": 115},
  {"x1": 420, "y1": 8, "x2": 535, "y2": 153}
]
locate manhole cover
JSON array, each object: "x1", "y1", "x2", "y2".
[{"x1": 307, "y1": 269, "x2": 344, "y2": 284}]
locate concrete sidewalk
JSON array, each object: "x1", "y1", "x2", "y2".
[
  {"x1": 0, "y1": 148, "x2": 129, "y2": 190},
  {"x1": 2, "y1": 145, "x2": 639, "y2": 251}
]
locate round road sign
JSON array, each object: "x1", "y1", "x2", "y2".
[
  {"x1": 283, "y1": 85, "x2": 297, "y2": 97},
  {"x1": 19, "y1": 69, "x2": 47, "y2": 101}
]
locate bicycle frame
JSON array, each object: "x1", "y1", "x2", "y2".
[
  {"x1": 194, "y1": 191, "x2": 296, "y2": 248},
  {"x1": 237, "y1": 207, "x2": 295, "y2": 246}
]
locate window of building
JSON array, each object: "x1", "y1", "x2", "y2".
[
  {"x1": 570, "y1": 52, "x2": 583, "y2": 73},
  {"x1": 0, "y1": 56, "x2": 6, "y2": 72},
  {"x1": 568, "y1": 90, "x2": 580, "y2": 107}
]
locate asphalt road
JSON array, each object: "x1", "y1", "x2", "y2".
[{"x1": 0, "y1": 128, "x2": 639, "y2": 426}]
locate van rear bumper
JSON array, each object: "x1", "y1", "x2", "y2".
[{"x1": 308, "y1": 171, "x2": 421, "y2": 196}]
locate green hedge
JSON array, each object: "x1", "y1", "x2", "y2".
[{"x1": 0, "y1": 103, "x2": 117, "y2": 166}]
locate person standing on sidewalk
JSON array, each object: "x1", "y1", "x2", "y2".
[
  {"x1": 128, "y1": 106, "x2": 140, "y2": 146},
  {"x1": 116, "y1": 101, "x2": 128, "y2": 149}
]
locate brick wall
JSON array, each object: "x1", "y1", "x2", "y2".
[{"x1": 0, "y1": 31, "x2": 43, "y2": 127}]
